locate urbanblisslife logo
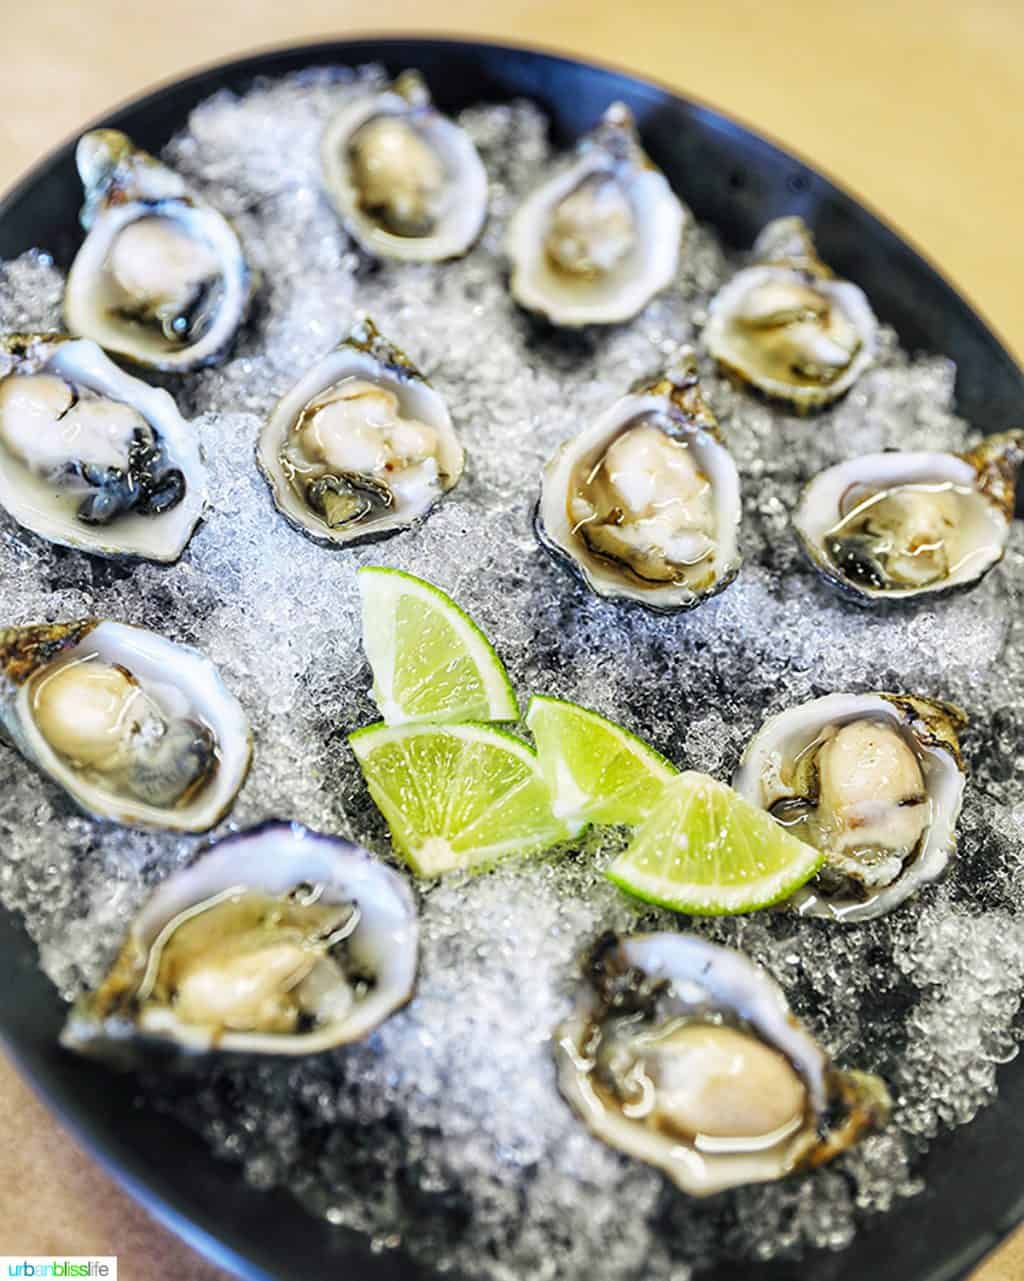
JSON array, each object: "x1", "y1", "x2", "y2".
[{"x1": 2, "y1": 1262, "x2": 116, "y2": 1278}]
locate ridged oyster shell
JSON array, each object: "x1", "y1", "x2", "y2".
[
  {"x1": 256, "y1": 316, "x2": 464, "y2": 547},
  {"x1": 507, "y1": 103, "x2": 686, "y2": 326},
  {"x1": 321, "y1": 71, "x2": 487, "y2": 262},
  {"x1": 64, "y1": 129, "x2": 252, "y2": 372},
  {"x1": 793, "y1": 432, "x2": 1024, "y2": 603},
  {"x1": 536, "y1": 353, "x2": 741, "y2": 611},
  {"x1": 0, "y1": 620, "x2": 251, "y2": 832},
  {"x1": 0, "y1": 334, "x2": 205, "y2": 561},
  {"x1": 62, "y1": 821, "x2": 418, "y2": 1063},
  {"x1": 556, "y1": 932, "x2": 889, "y2": 1195},
  {"x1": 704, "y1": 216, "x2": 877, "y2": 409},
  {"x1": 733, "y1": 692, "x2": 967, "y2": 921}
]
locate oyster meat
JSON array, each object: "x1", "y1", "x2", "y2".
[
  {"x1": 733, "y1": 692, "x2": 967, "y2": 921},
  {"x1": 507, "y1": 103, "x2": 686, "y2": 326},
  {"x1": 0, "y1": 620, "x2": 251, "y2": 832},
  {"x1": 64, "y1": 130, "x2": 252, "y2": 371},
  {"x1": 536, "y1": 354, "x2": 741, "y2": 610},
  {"x1": 0, "y1": 335, "x2": 205, "y2": 561},
  {"x1": 62, "y1": 821, "x2": 418, "y2": 1061},
  {"x1": 556, "y1": 932, "x2": 889, "y2": 1195},
  {"x1": 257, "y1": 317, "x2": 464, "y2": 546},
  {"x1": 321, "y1": 71, "x2": 487, "y2": 262},
  {"x1": 704, "y1": 216, "x2": 877, "y2": 408},
  {"x1": 793, "y1": 432, "x2": 1024, "y2": 602}
]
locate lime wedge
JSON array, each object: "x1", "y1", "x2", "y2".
[
  {"x1": 349, "y1": 721, "x2": 569, "y2": 876},
  {"x1": 358, "y1": 567, "x2": 518, "y2": 726},
  {"x1": 525, "y1": 695, "x2": 676, "y2": 830},
  {"x1": 607, "y1": 771, "x2": 824, "y2": 915}
]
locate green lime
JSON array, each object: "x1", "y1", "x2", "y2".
[
  {"x1": 358, "y1": 566, "x2": 518, "y2": 726},
  {"x1": 349, "y1": 721, "x2": 569, "y2": 876},
  {"x1": 607, "y1": 771, "x2": 824, "y2": 915},
  {"x1": 525, "y1": 695, "x2": 676, "y2": 830}
]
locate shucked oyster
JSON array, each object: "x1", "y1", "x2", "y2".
[
  {"x1": 704, "y1": 217, "x2": 877, "y2": 409},
  {"x1": 62, "y1": 821, "x2": 418, "y2": 1062},
  {"x1": 733, "y1": 692, "x2": 967, "y2": 921},
  {"x1": 793, "y1": 433, "x2": 1024, "y2": 603},
  {"x1": 0, "y1": 335, "x2": 204, "y2": 561},
  {"x1": 257, "y1": 317, "x2": 464, "y2": 546},
  {"x1": 0, "y1": 620, "x2": 251, "y2": 831},
  {"x1": 536, "y1": 354, "x2": 741, "y2": 610},
  {"x1": 64, "y1": 130, "x2": 252, "y2": 371},
  {"x1": 321, "y1": 71, "x2": 487, "y2": 262},
  {"x1": 507, "y1": 103, "x2": 686, "y2": 326},
  {"x1": 556, "y1": 933, "x2": 889, "y2": 1195}
]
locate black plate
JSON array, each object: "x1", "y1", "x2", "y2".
[{"x1": 0, "y1": 36, "x2": 1022, "y2": 1281}]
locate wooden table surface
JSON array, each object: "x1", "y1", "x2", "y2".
[{"x1": 0, "y1": 2, "x2": 1022, "y2": 1278}]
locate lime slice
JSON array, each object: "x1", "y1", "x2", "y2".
[
  {"x1": 607, "y1": 771, "x2": 824, "y2": 915},
  {"x1": 358, "y1": 567, "x2": 518, "y2": 726},
  {"x1": 525, "y1": 695, "x2": 676, "y2": 829},
  {"x1": 349, "y1": 721, "x2": 569, "y2": 876}
]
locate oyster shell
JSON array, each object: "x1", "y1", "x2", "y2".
[
  {"x1": 793, "y1": 432, "x2": 1024, "y2": 603},
  {"x1": 321, "y1": 71, "x2": 487, "y2": 262},
  {"x1": 0, "y1": 620, "x2": 251, "y2": 832},
  {"x1": 507, "y1": 103, "x2": 686, "y2": 326},
  {"x1": 704, "y1": 216, "x2": 877, "y2": 408},
  {"x1": 0, "y1": 334, "x2": 205, "y2": 561},
  {"x1": 256, "y1": 317, "x2": 464, "y2": 546},
  {"x1": 556, "y1": 932, "x2": 889, "y2": 1195},
  {"x1": 62, "y1": 821, "x2": 418, "y2": 1062},
  {"x1": 733, "y1": 692, "x2": 967, "y2": 921},
  {"x1": 64, "y1": 130, "x2": 252, "y2": 372},
  {"x1": 536, "y1": 354, "x2": 741, "y2": 610}
]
